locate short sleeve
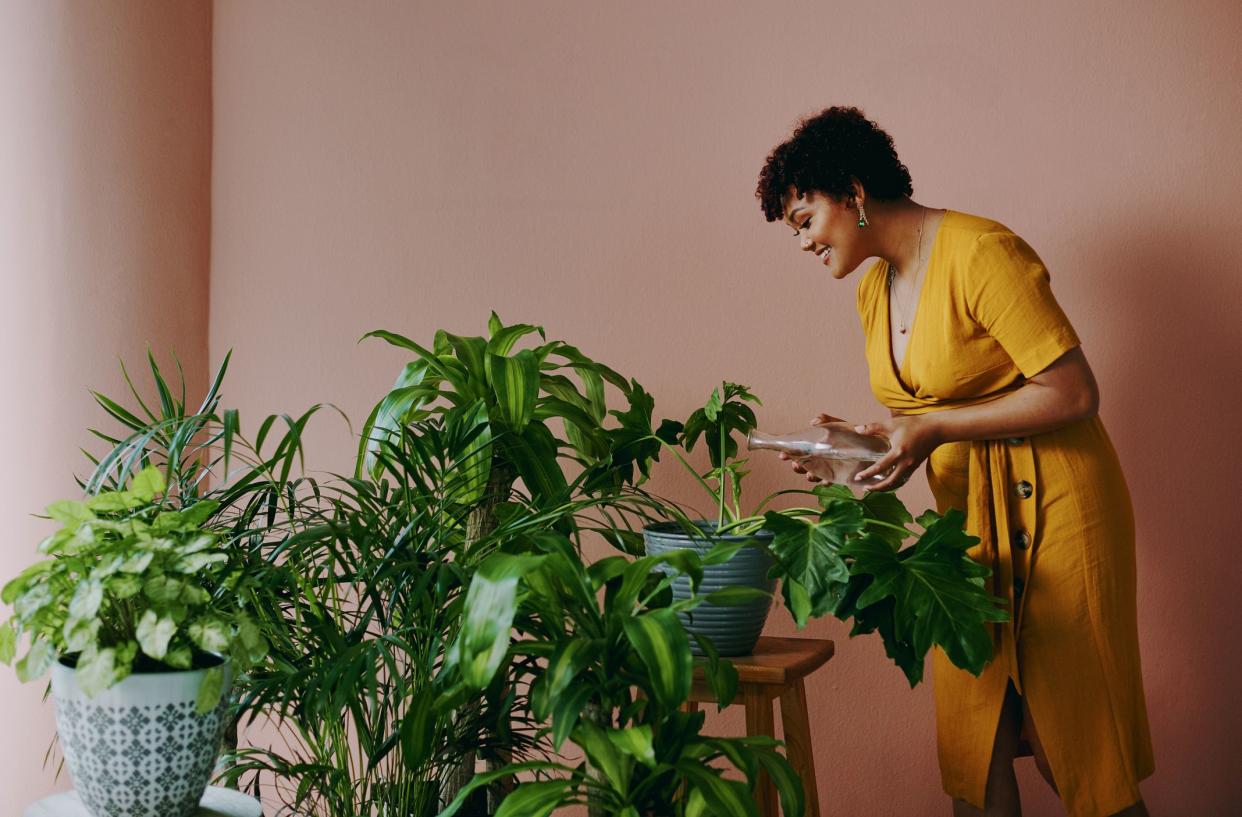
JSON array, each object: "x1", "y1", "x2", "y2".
[{"x1": 964, "y1": 231, "x2": 1080, "y2": 378}]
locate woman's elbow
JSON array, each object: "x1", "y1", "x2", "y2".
[{"x1": 1073, "y1": 375, "x2": 1100, "y2": 421}]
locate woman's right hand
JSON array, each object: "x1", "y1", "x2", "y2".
[{"x1": 777, "y1": 413, "x2": 844, "y2": 482}]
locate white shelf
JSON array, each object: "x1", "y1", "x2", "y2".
[{"x1": 25, "y1": 786, "x2": 262, "y2": 817}]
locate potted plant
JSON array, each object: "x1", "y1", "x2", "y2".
[
  {"x1": 644, "y1": 382, "x2": 1009, "y2": 685},
  {"x1": 441, "y1": 515, "x2": 805, "y2": 817},
  {"x1": 355, "y1": 314, "x2": 677, "y2": 811},
  {"x1": 0, "y1": 465, "x2": 268, "y2": 817}
]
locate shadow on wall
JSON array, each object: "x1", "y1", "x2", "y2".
[{"x1": 1098, "y1": 209, "x2": 1241, "y2": 805}]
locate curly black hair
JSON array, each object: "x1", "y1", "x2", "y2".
[{"x1": 756, "y1": 106, "x2": 913, "y2": 222}]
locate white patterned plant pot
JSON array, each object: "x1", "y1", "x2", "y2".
[{"x1": 51, "y1": 656, "x2": 233, "y2": 817}]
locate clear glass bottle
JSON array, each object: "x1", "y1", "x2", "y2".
[{"x1": 747, "y1": 422, "x2": 892, "y2": 491}]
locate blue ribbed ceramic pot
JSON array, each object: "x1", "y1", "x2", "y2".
[{"x1": 643, "y1": 521, "x2": 776, "y2": 657}]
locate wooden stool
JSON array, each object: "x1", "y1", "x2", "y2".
[{"x1": 684, "y1": 636, "x2": 834, "y2": 817}]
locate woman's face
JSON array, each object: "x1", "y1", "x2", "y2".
[{"x1": 781, "y1": 189, "x2": 864, "y2": 280}]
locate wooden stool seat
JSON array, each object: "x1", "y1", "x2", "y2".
[{"x1": 685, "y1": 636, "x2": 834, "y2": 817}]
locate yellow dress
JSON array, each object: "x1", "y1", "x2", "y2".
[{"x1": 856, "y1": 210, "x2": 1154, "y2": 816}]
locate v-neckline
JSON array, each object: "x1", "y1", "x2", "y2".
[{"x1": 884, "y1": 209, "x2": 950, "y2": 394}]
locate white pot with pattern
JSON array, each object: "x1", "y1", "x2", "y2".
[{"x1": 50, "y1": 655, "x2": 233, "y2": 817}]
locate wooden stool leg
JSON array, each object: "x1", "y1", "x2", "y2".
[
  {"x1": 779, "y1": 678, "x2": 820, "y2": 817},
  {"x1": 744, "y1": 685, "x2": 778, "y2": 817},
  {"x1": 680, "y1": 700, "x2": 700, "y2": 714}
]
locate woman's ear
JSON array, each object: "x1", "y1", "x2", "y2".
[{"x1": 850, "y1": 178, "x2": 866, "y2": 208}]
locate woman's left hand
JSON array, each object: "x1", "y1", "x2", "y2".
[{"x1": 852, "y1": 415, "x2": 942, "y2": 491}]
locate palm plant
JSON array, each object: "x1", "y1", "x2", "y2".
[{"x1": 222, "y1": 417, "x2": 532, "y2": 816}]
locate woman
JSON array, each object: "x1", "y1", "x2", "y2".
[{"x1": 755, "y1": 107, "x2": 1154, "y2": 817}]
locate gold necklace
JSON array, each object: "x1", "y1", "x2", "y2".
[{"x1": 887, "y1": 208, "x2": 928, "y2": 335}]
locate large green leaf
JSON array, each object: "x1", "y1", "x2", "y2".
[
  {"x1": 449, "y1": 400, "x2": 493, "y2": 505},
  {"x1": 506, "y1": 421, "x2": 570, "y2": 507},
  {"x1": 399, "y1": 692, "x2": 435, "y2": 771},
  {"x1": 576, "y1": 721, "x2": 632, "y2": 792},
  {"x1": 621, "y1": 608, "x2": 692, "y2": 710},
  {"x1": 677, "y1": 761, "x2": 758, "y2": 817},
  {"x1": 763, "y1": 508, "x2": 856, "y2": 627},
  {"x1": 449, "y1": 553, "x2": 545, "y2": 689},
  {"x1": 486, "y1": 350, "x2": 540, "y2": 430},
  {"x1": 842, "y1": 509, "x2": 1007, "y2": 683},
  {"x1": 494, "y1": 780, "x2": 571, "y2": 817},
  {"x1": 486, "y1": 313, "x2": 546, "y2": 357},
  {"x1": 531, "y1": 636, "x2": 598, "y2": 721}
]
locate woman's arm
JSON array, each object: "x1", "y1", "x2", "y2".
[{"x1": 852, "y1": 347, "x2": 1099, "y2": 491}]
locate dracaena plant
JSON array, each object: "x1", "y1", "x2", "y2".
[
  {"x1": 440, "y1": 526, "x2": 805, "y2": 817},
  {"x1": 0, "y1": 466, "x2": 267, "y2": 712},
  {"x1": 358, "y1": 312, "x2": 672, "y2": 513},
  {"x1": 653, "y1": 381, "x2": 1009, "y2": 686}
]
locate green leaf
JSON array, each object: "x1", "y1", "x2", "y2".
[
  {"x1": 607, "y1": 724, "x2": 656, "y2": 767},
  {"x1": 575, "y1": 721, "x2": 632, "y2": 792},
  {"x1": 136, "y1": 610, "x2": 178, "y2": 660},
  {"x1": 399, "y1": 692, "x2": 434, "y2": 772},
  {"x1": 0, "y1": 621, "x2": 15, "y2": 664},
  {"x1": 164, "y1": 645, "x2": 192, "y2": 670},
  {"x1": 436, "y1": 762, "x2": 566, "y2": 817},
  {"x1": 2, "y1": 561, "x2": 53, "y2": 604},
  {"x1": 486, "y1": 317, "x2": 546, "y2": 357},
  {"x1": 486, "y1": 349, "x2": 540, "y2": 430},
  {"x1": 859, "y1": 490, "x2": 914, "y2": 547},
  {"x1": 533, "y1": 637, "x2": 597, "y2": 720},
  {"x1": 450, "y1": 553, "x2": 545, "y2": 689},
  {"x1": 842, "y1": 509, "x2": 1006, "y2": 683},
  {"x1": 107, "y1": 575, "x2": 142, "y2": 598},
  {"x1": 621, "y1": 608, "x2": 692, "y2": 710},
  {"x1": 62, "y1": 618, "x2": 101, "y2": 653},
  {"x1": 754, "y1": 747, "x2": 807, "y2": 817},
  {"x1": 144, "y1": 575, "x2": 186, "y2": 604},
  {"x1": 67, "y1": 579, "x2": 103, "y2": 624},
  {"x1": 14, "y1": 583, "x2": 53, "y2": 619},
  {"x1": 173, "y1": 551, "x2": 228, "y2": 573},
  {"x1": 236, "y1": 613, "x2": 267, "y2": 664},
  {"x1": 119, "y1": 551, "x2": 154, "y2": 574},
  {"x1": 16, "y1": 637, "x2": 55, "y2": 682},
  {"x1": 679, "y1": 762, "x2": 758, "y2": 817},
  {"x1": 75, "y1": 645, "x2": 116, "y2": 696},
  {"x1": 764, "y1": 510, "x2": 856, "y2": 626},
  {"x1": 450, "y1": 400, "x2": 492, "y2": 505},
  {"x1": 583, "y1": 381, "x2": 665, "y2": 492},
  {"x1": 693, "y1": 633, "x2": 738, "y2": 708},
  {"x1": 493, "y1": 780, "x2": 570, "y2": 817},
  {"x1": 703, "y1": 586, "x2": 772, "y2": 606},
  {"x1": 195, "y1": 665, "x2": 224, "y2": 714},
  {"x1": 188, "y1": 618, "x2": 231, "y2": 654},
  {"x1": 45, "y1": 500, "x2": 93, "y2": 526},
  {"x1": 130, "y1": 465, "x2": 165, "y2": 502},
  {"x1": 507, "y1": 421, "x2": 570, "y2": 507},
  {"x1": 549, "y1": 683, "x2": 594, "y2": 751}
]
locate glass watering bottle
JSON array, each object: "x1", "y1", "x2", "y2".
[{"x1": 747, "y1": 421, "x2": 893, "y2": 492}]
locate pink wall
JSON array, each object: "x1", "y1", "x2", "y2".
[
  {"x1": 0, "y1": 0, "x2": 212, "y2": 806},
  {"x1": 211, "y1": 3, "x2": 1242, "y2": 814}
]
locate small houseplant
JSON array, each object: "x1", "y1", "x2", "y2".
[
  {"x1": 646, "y1": 382, "x2": 1008, "y2": 685},
  {"x1": 0, "y1": 465, "x2": 268, "y2": 817}
]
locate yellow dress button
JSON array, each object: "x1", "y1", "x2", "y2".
[
  {"x1": 1016, "y1": 480, "x2": 1033, "y2": 499},
  {"x1": 1012, "y1": 529, "x2": 1031, "y2": 550}
]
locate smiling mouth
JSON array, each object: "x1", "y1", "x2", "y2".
[{"x1": 817, "y1": 246, "x2": 832, "y2": 265}]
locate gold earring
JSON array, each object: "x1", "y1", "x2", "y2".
[{"x1": 857, "y1": 203, "x2": 868, "y2": 228}]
